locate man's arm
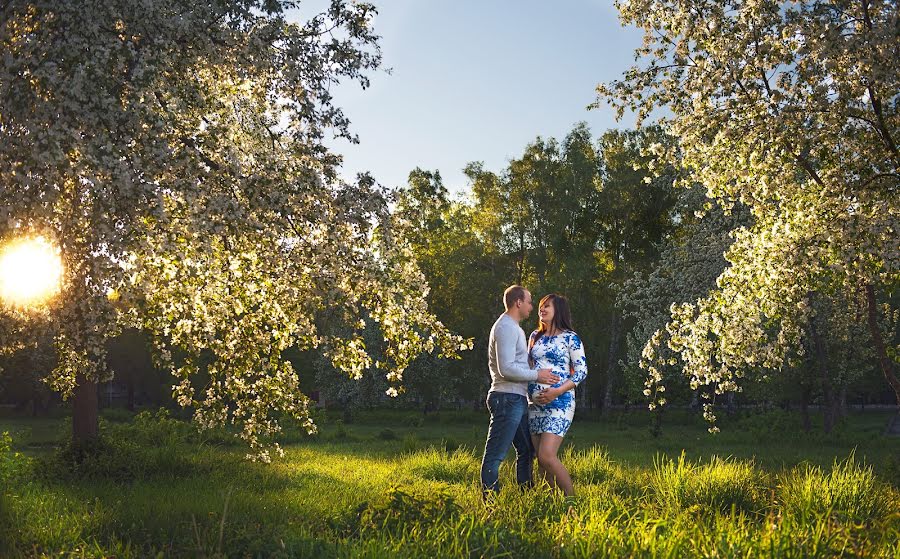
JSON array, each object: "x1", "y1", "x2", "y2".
[{"x1": 494, "y1": 322, "x2": 538, "y2": 381}]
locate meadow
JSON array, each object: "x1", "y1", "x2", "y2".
[{"x1": 1, "y1": 407, "x2": 898, "y2": 558}]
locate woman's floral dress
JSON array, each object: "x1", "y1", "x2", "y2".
[{"x1": 527, "y1": 330, "x2": 588, "y2": 437}]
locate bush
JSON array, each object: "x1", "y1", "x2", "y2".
[
  {"x1": 377, "y1": 428, "x2": 397, "y2": 441},
  {"x1": 735, "y1": 409, "x2": 802, "y2": 441},
  {"x1": 0, "y1": 431, "x2": 29, "y2": 485},
  {"x1": 99, "y1": 407, "x2": 136, "y2": 423},
  {"x1": 329, "y1": 420, "x2": 351, "y2": 441},
  {"x1": 881, "y1": 453, "x2": 900, "y2": 489},
  {"x1": 128, "y1": 408, "x2": 192, "y2": 446},
  {"x1": 38, "y1": 410, "x2": 198, "y2": 482},
  {"x1": 400, "y1": 432, "x2": 420, "y2": 454}
]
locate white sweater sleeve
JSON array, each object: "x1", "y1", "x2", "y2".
[{"x1": 495, "y1": 321, "x2": 538, "y2": 381}]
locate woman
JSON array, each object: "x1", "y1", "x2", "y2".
[{"x1": 527, "y1": 293, "x2": 587, "y2": 496}]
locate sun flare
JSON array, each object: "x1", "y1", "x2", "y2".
[{"x1": 0, "y1": 236, "x2": 63, "y2": 307}]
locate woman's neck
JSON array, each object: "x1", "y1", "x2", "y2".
[{"x1": 543, "y1": 324, "x2": 559, "y2": 337}]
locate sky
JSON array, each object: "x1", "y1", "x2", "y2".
[{"x1": 296, "y1": 1, "x2": 645, "y2": 195}]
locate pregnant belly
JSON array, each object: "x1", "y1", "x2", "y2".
[{"x1": 528, "y1": 379, "x2": 570, "y2": 401}]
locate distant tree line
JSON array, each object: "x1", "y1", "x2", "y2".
[{"x1": 2, "y1": 123, "x2": 896, "y2": 435}]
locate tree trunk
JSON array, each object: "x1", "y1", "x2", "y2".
[
  {"x1": 799, "y1": 386, "x2": 812, "y2": 433},
  {"x1": 602, "y1": 311, "x2": 622, "y2": 415},
  {"x1": 516, "y1": 230, "x2": 526, "y2": 285},
  {"x1": 864, "y1": 284, "x2": 900, "y2": 435},
  {"x1": 807, "y1": 301, "x2": 835, "y2": 434},
  {"x1": 865, "y1": 284, "x2": 900, "y2": 407},
  {"x1": 837, "y1": 385, "x2": 847, "y2": 420},
  {"x1": 689, "y1": 390, "x2": 700, "y2": 412},
  {"x1": 72, "y1": 373, "x2": 99, "y2": 442},
  {"x1": 127, "y1": 373, "x2": 136, "y2": 412},
  {"x1": 725, "y1": 391, "x2": 736, "y2": 415}
]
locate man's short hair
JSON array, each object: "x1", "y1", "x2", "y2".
[{"x1": 503, "y1": 285, "x2": 527, "y2": 310}]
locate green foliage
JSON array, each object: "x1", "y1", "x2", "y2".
[
  {"x1": 779, "y1": 454, "x2": 893, "y2": 524},
  {"x1": 733, "y1": 409, "x2": 805, "y2": 442},
  {"x1": 400, "y1": 432, "x2": 421, "y2": 454},
  {"x1": 599, "y1": 0, "x2": 900, "y2": 424},
  {"x1": 2, "y1": 411, "x2": 899, "y2": 557},
  {"x1": 651, "y1": 452, "x2": 768, "y2": 514},
  {"x1": 342, "y1": 485, "x2": 460, "y2": 538},
  {"x1": 376, "y1": 428, "x2": 397, "y2": 441},
  {"x1": 0, "y1": 430, "x2": 29, "y2": 485},
  {"x1": 883, "y1": 453, "x2": 900, "y2": 489},
  {"x1": 404, "y1": 447, "x2": 478, "y2": 484},
  {"x1": 38, "y1": 410, "x2": 199, "y2": 482},
  {"x1": 563, "y1": 446, "x2": 644, "y2": 496},
  {"x1": 0, "y1": 0, "x2": 468, "y2": 460},
  {"x1": 327, "y1": 420, "x2": 352, "y2": 442}
]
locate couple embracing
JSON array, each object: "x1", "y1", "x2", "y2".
[{"x1": 480, "y1": 285, "x2": 588, "y2": 498}]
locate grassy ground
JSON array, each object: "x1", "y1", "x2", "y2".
[{"x1": 1, "y1": 407, "x2": 898, "y2": 557}]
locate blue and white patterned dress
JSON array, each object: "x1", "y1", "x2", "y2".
[{"x1": 527, "y1": 330, "x2": 588, "y2": 437}]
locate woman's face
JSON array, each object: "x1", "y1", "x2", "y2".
[{"x1": 539, "y1": 299, "x2": 555, "y2": 327}]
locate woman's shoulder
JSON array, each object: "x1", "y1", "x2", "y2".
[{"x1": 563, "y1": 330, "x2": 583, "y2": 346}]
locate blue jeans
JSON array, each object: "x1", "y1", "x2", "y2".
[{"x1": 480, "y1": 391, "x2": 534, "y2": 495}]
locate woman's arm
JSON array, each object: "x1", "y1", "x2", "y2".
[
  {"x1": 568, "y1": 332, "x2": 588, "y2": 385},
  {"x1": 527, "y1": 330, "x2": 537, "y2": 368},
  {"x1": 534, "y1": 379, "x2": 576, "y2": 404}
]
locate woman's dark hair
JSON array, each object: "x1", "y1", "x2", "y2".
[{"x1": 533, "y1": 294, "x2": 574, "y2": 342}]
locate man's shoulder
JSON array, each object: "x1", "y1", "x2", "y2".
[{"x1": 491, "y1": 314, "x2": 517, "y2": 335}]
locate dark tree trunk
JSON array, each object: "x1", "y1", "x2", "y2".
[
  {"x1": 127, "y1": 373, "x2": 136, "y2": 412},
  {"x1": 72, "y1": 373, "x2": 99, "y2": 442},
  {"x1": 865, "y1": 284, "x2": 900, "y2": 407},
  {"x1": 864, "y1": 284, "x2": 900, "y2": 434},
  {"x1": 725, "y1": 391, "x2": 737, "y2": 415},
  {"x1": 799, "y1": 386, "x2": 812, "y2": 433},
  {"x1": 837, "y1": 385, "x2": 847, "y2": 420},
  {"x1": 807, "y1": 301, "x2": 835, "y2": 434},
  {"x1": 602, "y1": 311, "x2": 622, "y2": 415},
  {"x1": 690, "y1": 390, "x2": 700, "y2": 412},
  {"x1": 516, "y1": 230, "x2": 526, "y2": 285},
  {"x1": 650, "y1": 408, "x2": 662, "y2": 437}
]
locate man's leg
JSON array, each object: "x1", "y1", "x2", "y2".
[
  {"x1": 480, "y1": 392, "x2": 518, "y2": 496},
  {"x1": 511, "y1": 397, "x2": 534, "y2": 487}
]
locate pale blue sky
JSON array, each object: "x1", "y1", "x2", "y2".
[{"x1": 307, "y1": 1, "x2": 645, "y2": 194}]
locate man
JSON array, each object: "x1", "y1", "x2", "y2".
[{"x1": 481, "y1": 285, "x2": 560, "y2": 496}]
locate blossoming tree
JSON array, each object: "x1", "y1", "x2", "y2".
[
  {"x1": 0, "y1": 0, "x2": 467, "y2": 459},
  {"x1": 597, "y1": 0, "x2": 899, "y2": 426}
]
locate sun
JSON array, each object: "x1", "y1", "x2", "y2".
[{"x1": 0, "y1": 236, "x2": 63, "y2": 307}]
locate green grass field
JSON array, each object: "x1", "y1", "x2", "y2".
[{"x1": 1, "y1": 407, "x2": 899, "y2": 557}]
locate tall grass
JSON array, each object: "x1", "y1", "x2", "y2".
[
  {"x1": 403, "y1": 446, "x2": 478, "y2": 484},
  {"x1": 779, "y1": 452, "x2": 893, "y2": 523},
  {"x1": 2, "y1": 411, "x2": 899, "y2": 557},
  {"x1": 650, "y1": 452, "x2": 768, "y2": 514}
]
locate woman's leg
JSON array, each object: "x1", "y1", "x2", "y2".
[
  {"x1": 535, "y1": 433, "x2": 574, "y2": 496},
  {"x1": 531, "y1": 434, "x2": 549, "y2": 487}
]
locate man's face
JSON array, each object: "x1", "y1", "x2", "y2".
[{"x1": 519, "y1": 290, "x2": 534, "y2": 318}]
